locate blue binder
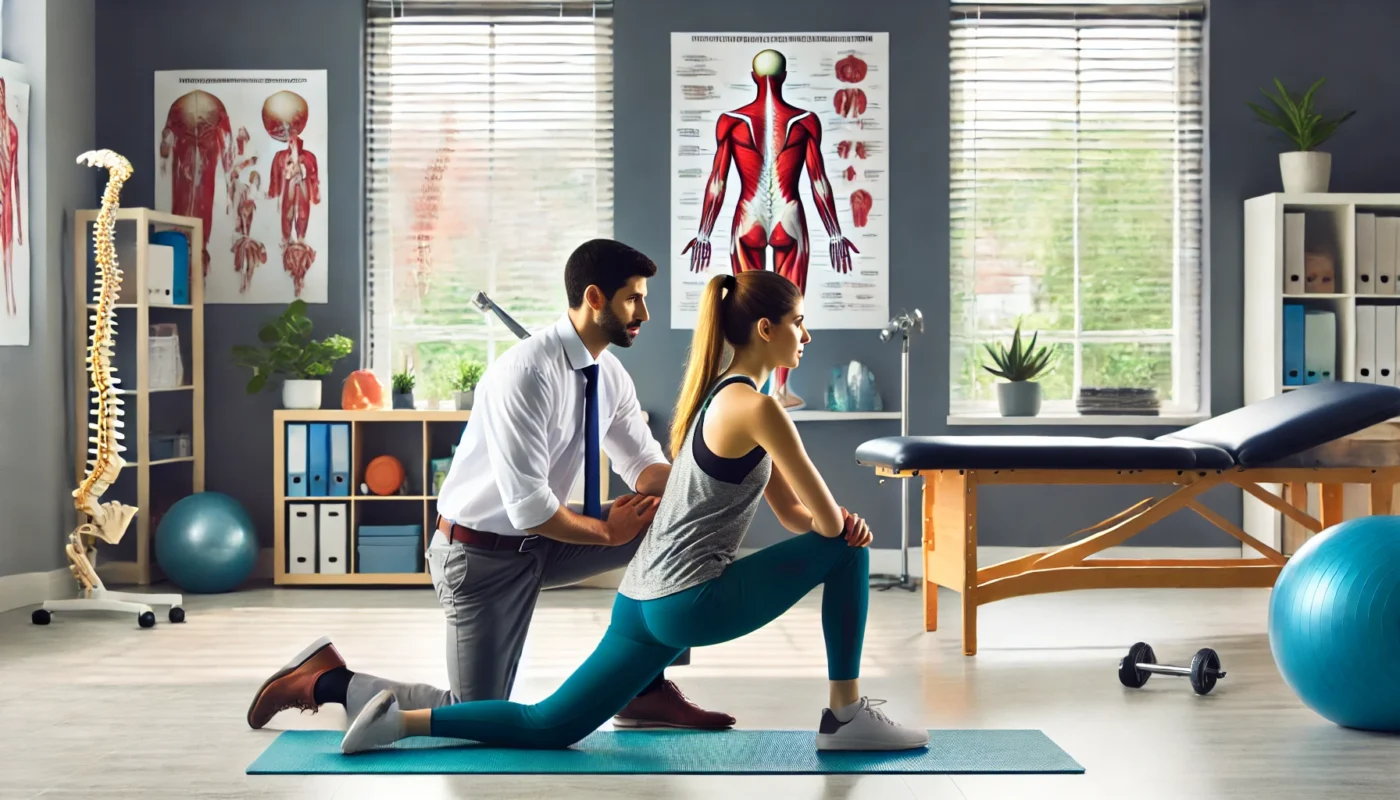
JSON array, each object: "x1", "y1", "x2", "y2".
[
  {"x1": 329, "y1": 422, "x2": 351, "y2": 497},
  {"x1": 149, "y1": 230, "x2": 190, "y2": 305},
  {"x1": 286, "y1": 423, "x2": 309, "y2": 497},
  {"x1": 1283, "y1": 303, "x2": 1306, "y2": 386},
  {"x1": 308, "y1": 423, "x2": 330, "y2": 496}
]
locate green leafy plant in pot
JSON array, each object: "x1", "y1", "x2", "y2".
[
  {"x1": 451, "y1": 358, "x2": 485, "y2": 411},
  {"x1": 231, "y1": 299, "x2": 353, "y2": 409},
  {"x1": 1249, "y1": 77, "x2": 1355, "y2": 194},
  {"x1": 983, "y1": 322, "x2": 1054, "y2": 417},
  {"x1": 391, "y1": 369, "x2": 417, "y2": 409}
]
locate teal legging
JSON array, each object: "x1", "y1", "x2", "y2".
[{"x1": 429, "y1": 531, "x2": 869, "y2": 749}]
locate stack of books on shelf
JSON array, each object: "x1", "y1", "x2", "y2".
[{"x1": 1075, "y1": 387, "x2": 1160, "y2": 416}]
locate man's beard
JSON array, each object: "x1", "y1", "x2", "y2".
[{"x1": 598, "y1": 305, "x2": 641, "y2": 348}]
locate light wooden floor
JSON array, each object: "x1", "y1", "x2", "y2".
[{"x1": 5, "y1": 582, "x2": 1400, "y2": 799}]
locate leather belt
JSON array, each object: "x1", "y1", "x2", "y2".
[{"x1": 435, "y1": 515, "x2": 538, "y2": 553}]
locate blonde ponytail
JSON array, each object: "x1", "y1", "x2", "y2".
[{"x1": 670, "y1": 274, "x2": 734, "y2": 458}]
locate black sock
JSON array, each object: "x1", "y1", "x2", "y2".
[
  {"x1": 638, "y1": 670, "x2": 667, "y2": 696},
  {"x1": 313, "y1": 667, "x2": 353, "y2": 706}
]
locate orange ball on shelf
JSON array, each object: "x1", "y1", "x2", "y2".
[
  {"x1": 364, "y1": 455, "x2": 406, "y2": 496},
  {"x1": 342, "y1": 369, "x2": 385, "y2": 410}
]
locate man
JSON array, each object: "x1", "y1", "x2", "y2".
[{"x1": 247, "y1": 239, "x2": 734, "y2": 731}]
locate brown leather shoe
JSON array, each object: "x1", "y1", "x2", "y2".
[
  {"x1": 612, "y1": 680, "x2": 735, "y2": 730},
  {"x1": 246, "y1": 635, "x2": 346, "y2": 729}
]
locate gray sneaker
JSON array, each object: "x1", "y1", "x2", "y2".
[{"x1": 815, "y1": 697, "x2": 929, "y2": 751}]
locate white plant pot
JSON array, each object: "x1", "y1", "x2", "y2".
[
  {"x1": 453, "y1": 390, "x2": 475, "y2": 411},
  {"x1": 1280, "y1": 151, "x2": 1332, "y2": 193},
  {"x1": 282, "y1": 379, "x2": 322, "y2": 410}
]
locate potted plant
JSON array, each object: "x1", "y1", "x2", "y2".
[
  {"x1": 231, "y1": 299, "x2": 353, "y2": 409},
  {"x1": 451, "y1": 358, "x2": 484, "y2": 411},
  {"x1": 983, "y1": 322, "x2": 1054, "y2": 417},
  {"x1": 1249, "y1": 77, "x2": 1355, "y2": 194},
  {"x1": 391, "y1": 369, "x2": 416, "y2": 409}
]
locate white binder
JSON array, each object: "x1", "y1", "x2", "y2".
[
  {"x1": 1284, "y1": 213, "x2": 1306, "y2": 294},
  {"x1": 1304, "y1": 310, "x2": 1337, "y2": 383},
  {"x1": 1358, "y1": 304, "x2": 1378, "y2": 383},
  {"x1": 1379, "y1": 306, "x2": 1398, "y2": 386},
  {"x1": 1378, "y1": 218, "x2": 1399, "y2": 295},
  {"x1": 288, "y1": 503, "x2": 317, "y2": 574},
  {"x1": 1356, "y1": 213, "x2": 1377, "y2": 294},
  {"x1": 286, "y1": 423, "x2": 308, "y2": 497},
  {"x1": 318, "y1": 503, "x2": 348, "y2": 574},
  {"x1": 146, "y1": 243, "x2": 176, "y2": 306}
]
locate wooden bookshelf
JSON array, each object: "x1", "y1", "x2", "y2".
[
  {"x1": 73, "y1": 207, "x2": 204, "y2": 586},
  {"x1": 272, "y1": 408, "x2": 620, "y2": 586}
]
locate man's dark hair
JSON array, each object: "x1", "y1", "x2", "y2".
[{"x1": 564, "y1": 239, "x2": 658, "y2": 308}]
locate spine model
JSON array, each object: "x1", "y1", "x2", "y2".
[{"x1": 67, "y1": 149, "x2": 137, "y2": 592}]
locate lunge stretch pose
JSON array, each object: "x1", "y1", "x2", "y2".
[{"x1": 340, "y1": 269, "x2": 928, "y2": 754}]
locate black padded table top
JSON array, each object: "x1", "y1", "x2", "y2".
[{"x1": 854, "y1": 435, "x2": 1232, "y2": 471}]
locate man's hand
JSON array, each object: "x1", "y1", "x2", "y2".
[
  {"x1": 841, "y1": 507, "x2": 873, "y2": 548},
  {"x1": 606, "y1": 493, "x2": 660, "y2": 546}
]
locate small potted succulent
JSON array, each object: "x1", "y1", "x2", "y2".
[
  {"x1": 1249, "y1": 77, "x2": 1355, "y2": 194},
  {"x1": 983, "y1": 321, "x2": 1054, "y2": 417},
  {"x1": 391, "y1": 369, "x2": 417, "y2": 410},
  {"x1": 231, "y1": 299, "x2": 353, "y2": 409},
  {"x1": 452, "y1": 358, "x2": 485, "y2": 411}
]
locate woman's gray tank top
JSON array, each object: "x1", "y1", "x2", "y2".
[{"x1": 618, "y1": 375, "x2": 772, "y2": 601}]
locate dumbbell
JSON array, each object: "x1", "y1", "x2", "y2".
[{"x1": 1117, "y1": 642, "x2": 1226, "y2": 695}]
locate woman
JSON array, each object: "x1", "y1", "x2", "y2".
[{"x1": 341, "y1": 270, "x2": 928, "y2": 754}]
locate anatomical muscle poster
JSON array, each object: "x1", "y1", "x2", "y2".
[
  {"x1": 153, "y1": 70, "x2": 328, "y2": 304},
  {"x1": 671, "y1": 33, "x2": 889, "y2": 331},
  {"x1": 0, "y1": 59, "x2": 29, "y2": 347}
]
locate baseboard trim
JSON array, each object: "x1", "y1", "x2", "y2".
[{"x1": 0, "y1": 568, "x2": 78, "y2": 613}]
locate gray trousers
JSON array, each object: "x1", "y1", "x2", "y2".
[{"x1": 345, "y1": 507, "x2": 687, "y2": 719}]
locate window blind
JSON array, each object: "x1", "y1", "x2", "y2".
[
  {"x1": 365, "y1": 0, "x2": 614, "y2": 403},
  {"x1": 949, "y1": 2, "x2": 1205, "y2": 415}
]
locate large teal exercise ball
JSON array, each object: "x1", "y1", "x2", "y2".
[
  {"x1": 154, "y1": 492, "x2": 258, "y2": 594},
  {"x1": 1269, "y1": 515, "x2": 1400, "y2": 731}
]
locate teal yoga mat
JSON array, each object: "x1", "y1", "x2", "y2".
[{"x1": 247, "y1": 729, "x2": 1083, "y2": 775}]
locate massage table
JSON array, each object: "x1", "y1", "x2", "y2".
[{"x1": 854, "y1": 382, "x2": 1400, "y2": 655}]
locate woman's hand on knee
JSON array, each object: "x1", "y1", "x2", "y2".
[{"x1": 840, "y1": 507, "x2": 873, "y2": 548}]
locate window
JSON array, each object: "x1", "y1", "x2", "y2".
[
  {"x1": 949, "y1": 1, "x2": 1205, "y2": 417},
  {"x1": 365, "y1": 0, "x2": 615, "y2": 404}
]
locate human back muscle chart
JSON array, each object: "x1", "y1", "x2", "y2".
[{"x1": 671, "y1": 33, "x2": 889, "y2": 330}]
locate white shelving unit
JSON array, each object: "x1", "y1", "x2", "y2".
[{"x1": 1243, "y1": 192, "x2": 1400, "y2": 553}]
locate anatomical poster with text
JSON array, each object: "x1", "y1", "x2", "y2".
[
  {"x1": 154, "y1": 70, "x2": 328, "y2": 304},
  {"x1": 671, "y1": 33, "x2": 889, "y2": 330}
]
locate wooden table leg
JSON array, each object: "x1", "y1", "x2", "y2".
[
  {"x1": 1321, "y1": 484, "x2": 1345, "y2": 529},
  {"x1": 1370, "y1": 481, "x2": 1394, "y2": 516},
  {"x1": 1284, "y1": 481, "x2": 1307, "y2": 555},
  {"x1": 922, "y1": 476, "x2": 937, "y2": 632}
]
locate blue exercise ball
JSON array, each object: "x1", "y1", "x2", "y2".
[
  {"x1": 155, "y1": 492, "x2": 258, "y2": 594},
  {"x1": 1269, "y1": 515, "x2": 1400, "y2": 731}
]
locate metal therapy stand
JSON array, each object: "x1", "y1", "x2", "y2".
[
  {"x1": 474, "y1": 291, "x2": 532, "y2": 341},
  {"x1": 868, "y1": 309, "x2": 924, "y2": 593}
]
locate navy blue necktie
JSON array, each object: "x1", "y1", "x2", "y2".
[{"x1": 581, "y1": 364, "x2": 601, "y2": 519}]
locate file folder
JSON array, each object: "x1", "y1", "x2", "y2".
[
  {"x1": 288, "y1": 503, "x2": 317, "y2": 574},
  {"x1": 1379, "y1": 218, "x2": 1398, "y2": 295},
  {"x1": 1284, "y1": 213, "x2": 1306, "y2": 294},
  {"x1": 1358, "y1": 304, "x2": 1378, "y2": 383},
  {"x1": 1379, "y1": 306, "x2": 1397, "y2": 386},
  {"x1": 1357, "y1": 213, "x2": 1376, "y2": 294},
  {"x1": 1283, "y1": 304, "x2": 1306, "y2": 386},
  {"x1": 1304, "y1": 310, "x2": 1337, "y2": 384},
  {"x1": 318, "y1": 503, "x2": 349, "y2": 574},
  {"x1": 286, "y1": 423, "x2": 309, "y2": 497},
  {"x1": 308, "y1": 423, "x2": 330, "y2": 497},
  {"x1": 329, "y1": 423, "x2": 351, "y2": 497}
]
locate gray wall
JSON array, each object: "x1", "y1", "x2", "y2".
[
  {"x1": 76, "y1": 0, "x2": 1400, "y2": 562},
  {"x1": 93, "y1": 0, "x2": 365, "y2": 558},
  {"x1": 0, "y1": 0, "x2": 96, "y2": 579}
]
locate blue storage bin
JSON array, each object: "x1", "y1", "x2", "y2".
[{"x1": 356, "y1": 524, "x2": 423, "y2": 574}]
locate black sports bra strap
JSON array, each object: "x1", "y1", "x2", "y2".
[{"x1": 702, "y1": 374, "x2": 759, "y2": 411}]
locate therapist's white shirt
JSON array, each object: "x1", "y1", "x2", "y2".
[{"x1": 436, "y1": 315, "x2": 668, "y2": 537}]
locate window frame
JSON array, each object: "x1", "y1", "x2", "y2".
[{"x1": 947, "y1": 1, "x2": 1209, "y2": 423}]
